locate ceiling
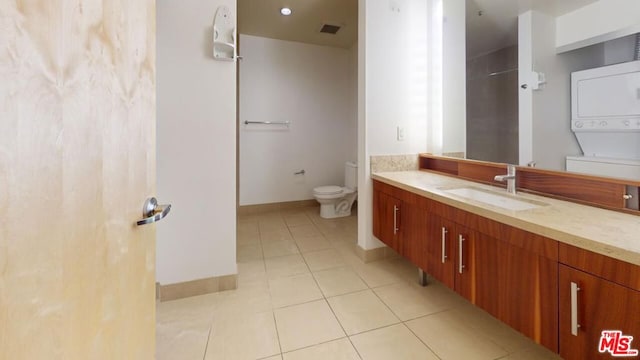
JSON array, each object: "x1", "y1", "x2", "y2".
[
  {"x1": 238, "y1": 0, "x2": 598, "y2": 55},
  {"x1": 466, "y1": 0, "x2": 599, "y2": 58},
  {"x1": 238, "y1": 0, "x2": 358, "y2": 49}
]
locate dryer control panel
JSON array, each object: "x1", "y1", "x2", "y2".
[{"x1": 572, "y1": 118, "x2": 640, "y2": 131}]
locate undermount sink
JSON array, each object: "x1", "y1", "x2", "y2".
[{"x1": 442, "y1": 186, "x2": 548, "y2": 211}]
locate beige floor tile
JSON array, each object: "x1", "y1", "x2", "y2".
[
  {"x1": 332, "y1": 243, "x2": 363, "y2": 267},
  {"x1": 500, "y1": 344, "x2": 563, "y2": 359},
  {"x1": 238, "y1": 222, "x2": 259, "y2": 237},
  {"x1": 268, "y1": 273, "x2": 323, "y2": 308},
  {"x1": 238, "y1": 232, "x2": 261, "y2": 246},
  {"x1": 161, "y1": 209, "x2": 561, "y2": 360},
  {"x1": 323, "y1": 231, "x2": 357, "y2": 243},
  {"x1": 294, "y1": 235, "x2": 332, "y2": 253},
  {"x1": 214, "y1": 281, "x2": 273, "y2": 313},
  {"x1": 236, "y1": 260, "x2": 269, "y2": 290},
  {"x1": 350, "y1": 324, "x2": 438, "y2": 360},
  {"x1": 238, "y1": 215, "x2": 260, "y2": 224},
  {"x1": 351, "y1": 260, "x2": 406, "y2": 288},
  {"x1": 313, "y1": 267, "x2": 368, "y2": 297},
  {"x1": 237, "y1": 259, "x2": 266, "y2": 278},
  {"x1": 406, "y1": 310, "x2": 508, "y2": 360},
  {"x1": 265, "y1": 254, "x2": 310, "y2": 279},
  {"x1": 328, "y1": 290, "x2": 400, "y2": 335},
  {"x1": 289, "y1": 224, "x2": 322, "y2": 239},
  {"x1": 274, "y1": 300, "x2": 345, "y2": 352},
  {"x1": 261, "y1": 229, "x2": 294, "y2": 244},
  {"x1": 260, "y1": 224, "x2": 289, "y2": 234},
  {"x1": 374, "y1": 281, "x2": 464, "y2": 321},
  {"x1": 205, "y1": 311, "x2": 280, "y2": 360},
  {"x1": 284, "y1": 214, "x2": 313, "y2": 227},
  {"x1": 385, "y1": 257, "x2": 419, "y2": 279},
  {"x1": 282, "y1": 338, "x2": 360, "y2": 360},
  {"x1": 156, "y1": 323, "x2": 209, "y2": 360},
  {"x1": 237, "y1": 244, "x2": 263, "y2": 262},
  {"x1": 156, "y1": 293, "x2": 217, "y2": 325},
  {"x1": 452, "y1": 304, "x2": 534, "y2": 353},
  {"x1": 262, "y1": 240, "x2": 300, "y2": 258},
  {"x1": 156, "y1": 294, "x2": 217, "y2": 360},
  {"x1": 302, "y1": 249, "x2": 346, "y2": 271}
]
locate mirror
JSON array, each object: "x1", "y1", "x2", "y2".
[
  {"x1": 444, "y1": 0, "x2": 640, "y2": 183},
  {"x1": 464, "y1": 0, "x2": 519, "y2": 165}
]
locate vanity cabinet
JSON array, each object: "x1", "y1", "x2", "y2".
[
  {"x1": 372, "y1": 180, "x2": 428, "y2": 270},
  {"x1": 558, "y1": 244, "x2": 640, "y2": 360},
  {"x1": 374, "y1": 180, "x2": 559, "y2": 352},
  {"x1": 424, "y1": 200, "x2": 559, "y2": 351}
]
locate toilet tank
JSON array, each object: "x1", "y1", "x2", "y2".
[{"x1": 344, "y1": 161, "x2": 358, "y2": 190}]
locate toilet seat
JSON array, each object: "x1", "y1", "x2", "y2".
[
  {"x1": 313, "y1": 161, "x2": 358, "y2": 219},
  {"x1": 313, "y1": 186, "x2": 343, "y2": 195}
]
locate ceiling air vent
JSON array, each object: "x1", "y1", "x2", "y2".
[{"x1": 319, "y1": 24, "x2": 341, "y2": 35}]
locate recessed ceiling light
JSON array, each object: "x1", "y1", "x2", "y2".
[{"x1": 280, "y1": 7, "x2": 292, "y2": 16}]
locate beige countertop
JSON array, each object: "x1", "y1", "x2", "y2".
[{"x1": 372, "y1": 170, "x2": 640, "y2": 266}]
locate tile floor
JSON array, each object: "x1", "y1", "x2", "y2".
[{"x1": 156, "y1": 206, "x2": 562, "y2": 360}]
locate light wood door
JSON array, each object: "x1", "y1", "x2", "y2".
[{"x1": 0, "y1": 1, "x2": 157, "y2": 358}]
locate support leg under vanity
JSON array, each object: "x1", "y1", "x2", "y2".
[{"x1": 418, "y1": 268, "x2": 428, "y2": 286}]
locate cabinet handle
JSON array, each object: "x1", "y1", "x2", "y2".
[
  {"x1": 441, "y1": 227, "x2": 448, "y2": 263},
  {"x1": 571, "y1": 282, "x2": 581, "y2": 336},
  {"x1": 458, "y1": 234, "x2": 465, "y2": 274},
  {"x1": 393, "y1": 205, "x2": 399, "y2": 235}
]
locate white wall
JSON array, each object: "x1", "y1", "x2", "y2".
[
  {"x1": 358, "y1": 0, "x2": 430, "y2": 250},
  {"x1": 556, "y1": 0, "x2": 640, "y2": 52},
  {"x1": 238, "y1": 35, "x2": 355, "y2": 206},
  {"x1": 519, "y1": 11, "x2": 604, "y2": 171},
  {"x1": 348, "y1": 44, "x2": 359, "y2": 164},
  {"x1": 157, "y1": 0, "x2": 237, "y2": 285}
]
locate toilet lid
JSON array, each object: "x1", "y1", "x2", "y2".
[{"x1": 314, "y1": 186, "x2": 343, "y2": 195}]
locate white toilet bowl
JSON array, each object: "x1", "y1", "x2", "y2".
[{"x1": 313, "y1": 162, "x2": 358, "y2": 219}]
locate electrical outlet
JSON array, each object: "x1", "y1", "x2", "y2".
[{"x1": 397, "y1": 126, "x2": 405, "y2": 141}]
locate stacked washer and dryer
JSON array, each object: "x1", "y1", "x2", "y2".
[{"x1": 567, "y1": 59, "x2": 640, "y2": 210}]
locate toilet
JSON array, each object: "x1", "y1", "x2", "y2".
[{"x1": 313, "y1": 162, "x2": 358, "y2": 219}]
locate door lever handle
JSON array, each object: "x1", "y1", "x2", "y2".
[{"x1": 137, "y1": 197, "x2": 172, "y2": 226}]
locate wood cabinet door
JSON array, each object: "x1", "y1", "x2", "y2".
[
  {"x1": 401, "y1": 202, "x2": 428, "y2": 271},
  {"x1": 475, "y1": 233, "x2": 559, "y2": 352},
  {"x1": 454, "y1": 225, "x2": 476, "y2": 302},
  {"x1": 426, "y1": 213, "x2": 455, "y2": 289},
  {"x1": 559, "y1": 265, "x2": 640, "y2": 360},
  {"x1": 374, "y1": 190, "x2": 401, "y2": 252},
  {"x1": 372, "y1": 186, "x2": 383, "y2": 240}
]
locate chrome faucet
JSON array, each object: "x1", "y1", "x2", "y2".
[{"x1": 494, "y1": 164, "x2": 517, "y2": 195}]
